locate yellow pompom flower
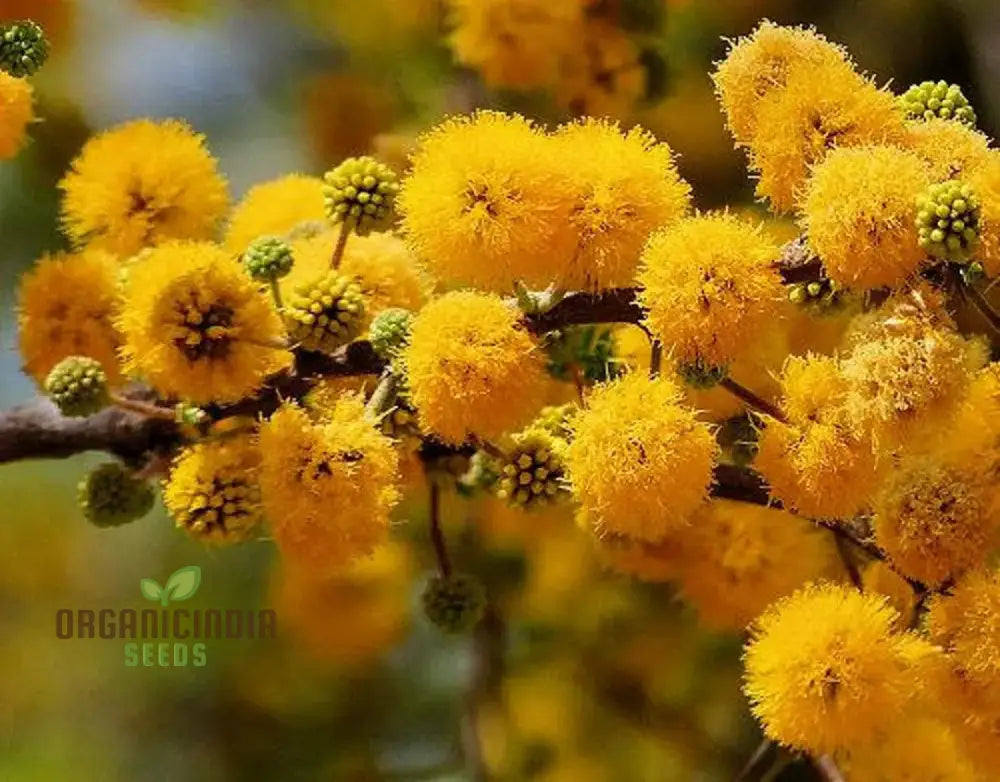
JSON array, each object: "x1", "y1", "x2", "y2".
[
  {"x1": 551, "y1": 119, "x2": 691, "y2": 290},
  {"x1": 566, "y1": 373, "x2": 717, "y2": 543},
  {"x1": 403, "y1": 291, "x2": 546, "y2": 444},
  {"x1": 258, "y1": 400, "x2": 400, "y2": 573},
  {"x1": 749, "y1": 63, "x2": 904, "y2": 212},
  {"x1": 904, "y1": 117, "x2": 993, "y2": 182},
  {"x1": 637, "y1": 213, "x2": 784, "y2": 366},
  {"x1": 873, "y1": 460, "x2": 996, "y2": 587},
  {"x1": 950, "y1": 715, "x2": 1000, "y2": 778},
  {"x1": 117, "y1": 241, "x2": 291, "y2": 404},
  {"x1": 756, "y1": 355, "x2": 884, "y2": 519},
  {"x1": 861, "y1": 561, "x2": 916, "y2": 628},
  {"x1": 223, "y1": 174, "x2": 326, "y2": 253},
  {"x1": 595, "y1": 534, "x2": 688, "y2": 583},
  {"x1": 928, "y1": 569, "x2": 1000, "y2": 699},
  {"x1": 59, "y1": 119, "x2": 229, "y2": 257},
  {"x1": 553, "y1": 19, "x2": 645, "y2": 118},
  {"x1": 712, "y1": 21, "x2": 853, "y2": 145},
  {"x1": 399, "y1": 111, "x2": 574, "y2": 291},
  {"x1": 969, "y1": 153, "x2": 1000, "y2": 277},
  {"x1": 162, "y1": 437, "x2": 263, "y2": 544},
  {"x1": 0, "y1": 71, "x2": 32, "y2": 159},
  {"x1": 17, "y1": 249, "x2": 123, "y2": 385},
  {"x1": 801, "y1": 146, "x2": 930, "y2": 290},
  {"x1": 744, "y1": 582, "x2": 941, "y2": 755},
  {"x1": 446, "y1": 0, "x2": 584, "y2": 89},
  {"x1": 678, "y1": 501, "x2": 838, "y2": 631}
]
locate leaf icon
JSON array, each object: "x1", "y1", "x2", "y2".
[
  {"x1": 165, "y1": 565, "x2": 201, "y2": 603},
  {"x1": 140, "y1": 578, "x2": 164, "y2": 604}
]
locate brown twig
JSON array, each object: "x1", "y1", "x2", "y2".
[
  {"x1": 649, "y1": 339, "x2": 663, "y2": 379},
  {"x1": 428, "y1": 481, "x2": 451, "y2": 577},
  {"x1": 109, "y1": 393, "x2": 177, "y2": 421},
  {"x1": 719, "y1": 377, "x2": 788, "y2": 423},
  {"x1": 330, "y1": 222, "x2": 350, "y2": 269}
]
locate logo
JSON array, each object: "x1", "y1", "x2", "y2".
[{"x1": 55, "y1": 565, "x2": 277, "y2": 668}]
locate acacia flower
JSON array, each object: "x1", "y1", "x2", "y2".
[
  {"x1": 59, "y1": 118, "x2": 229, "y2": 256},
  {"x1": 903, "y1": 117, "x2": 993, "y2": 182},
  {"x1": 117, "y1": 241, "x2": 291, "y2": 404},
  {"x1": 223, "y1": 174, "x2": 326, "y2": 253},
  {"x1": 551, "y1": 118, "x2": 691, "y2": 290},
  {"x1": 17, "y1": 248, "x2": 123, "y2": 385},
  {"x1": 744, "y1": 582, "x2": 941, "y2": 755},
  {"x1": 566, "y1": 373, "x2": 717, "y2": 543},
  {"x1": 257, "y1": 400, "x2": 400, "y2": 573},
  {"x1": 637, "y1": 213, "x2": 783, "y2": 366},
  {"x1": 801, "y1": 145, "x2": 930, "y2": 290},
  {"x1": 402, "y1": 291, "x2": 546, "y2": 444},
  {"x1": 838, "y1": 716, "x2": 977, "y2": 782},
  {"x1": 0, "y1": 71, "x2": 32, "y2": 159}
]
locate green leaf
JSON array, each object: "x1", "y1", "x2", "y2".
[
  {"x1": 164, "y1": 565, "x2": 201, "y2": 602},
  {"x1": 139, "y1": 578, "x2": 163, "y2": 602}
]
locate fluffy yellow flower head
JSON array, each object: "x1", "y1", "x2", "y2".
[
  {"x1": 399, "y1": 111, "x2": 573, "y2": 291},
  {"x1": 678, "y1": 501, "x2": 837, "y2": 631},
  {"x1": 903, "y1": 117, "x2": 993, "y2": 182},
  {"x1": 637, "y1": 213, "x2": 783, "y2": 366},
  {"x1": 861, "y1": 561, "x2": 916, "y2": 628},
  {"x1": 801, "y1": 146, "x2": 930, "y2": 290},
  {"x1": 749, "y1": 64, "x2": 904, "y2": 212},
  {"x1": 117, "y1": 241, "x2": 291, "y2": 404},
  {"x1": 446, "y1": 0, "x2": 584, "y2": 88},
  {"x1": 969, "y1": 153, "x2": 1000, "y2": 277},
  {"x1": 566, "y1": 373, "x2": 718, "y2": 543},
  {"x1": 0, "y1": 72, "x2": 32, "y2": 159},
  {"x1": 257, "y1": 400, "x2": 400, "y2": 573},
  {"x1": 403, "y1": 291, "x2": 545, "y2": 444},
  {"x1": 223, "y1": 174, "x2": 326, "y2": 253},
  {"x1": 744, "y1": 582, "x2": 941, "y2": 755},
  {"x1": 874, "y1": 460, "x2": 996, "y2": 587},
  {"x1": 551, "y1": 119, "x2": 691, "y2": 290},
  {"x1": 162, "y1": 437, "x2": 263, "y2": 545},
  {"x1": 712, "y1": 21, "x2": 853, "y2": 145},
  {"x1": 553, "y1": 19, "x2": 645, "y2": 118},
  {"x1": 286, "y1": 229, "x2": 432, "y2": 323},
  {"x1": 595, "y1": 534, "x2": 688, "y2": 583},
  {"x1": 59, "y1": 119, "x2": 229, "y2": 256},
  {"x1": 928, "y1": 569, "x2": 1000, "y2": 699},
  {"x1": 17, "y1": 249, "x2": 123, "y2": 385}
]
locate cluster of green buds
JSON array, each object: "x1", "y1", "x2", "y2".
[
  {"x1": 78, "y1": 462, "x2": 154, "y2": 528},
  {"x1": 916, "y1": 180, "x2": 981, "y2": 263},
  {"x1": 494, "y1": 430, "x2": 567, "y2": 508},
  {"x1": 368, "y1": 307, "x2": 414, "y2": 361},
  {"x1": 533, "y1": 403, "x2": 576, "y2": 442},
  {"x1": 243, "y1": 236, "x2": 294, "y2": 282},
  {"x1": 285, "y1": 272, "x2": 366, "y2": 353},
  {"x1": 421, "y1": 573, "x2": 486, "y2": 634},
  {"x1": 787, "y1": 277, "x2": 843, "y2": 313},
  {"x1": 323, "y1": 156, "x2": 400, "y2": 236},
  {"x1": 0, "y1": 20, "x2": 49, "y2": 78},
  {"x1": 45, "y1": 356, "x2": 109, "y2": 417},
  {"x1": 900, "y1": 80, "x2": 976, "y2": 127},
  {"x1": 677, "y1": 357, "x2": 728, "y2": 390}
]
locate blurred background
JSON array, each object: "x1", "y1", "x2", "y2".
[{"x1": 1, "y1": 0, "x2": 999, "y2": 779}]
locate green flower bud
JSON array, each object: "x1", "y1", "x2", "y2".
[
  {"x1": 962, "y1": 261, "x2": 987, "y2": 286},
  {"x1": 533, "y1": 403, "x2": 575, "y2": 442},
  {"x1": 322, "y1": 156, "x2": 400, "y2": 236},
  {"x1": 243, "y1": 236, "x2": 294, "y2": 281},
  {"x1": 78, "y1": 462, "x2": 154, "y2": 528},
  {"x1": 678, "y1": 358, "x2": 728, "y2": 389},
  {"x1": 494, "y1": 430, "x2": 568, "y2": 509},
  {"x1": 916, "y1": 180, "x2": 981, "y2": 263},
  {"x1": 0, "y1": 20, "x2": 49, "y2": 78},
  {"x1": 368, "y1": 307, "x2": 414, "y2": 360},
  {"x1": 421, "y1": 573, "x2": 486, "y2": 634},
  {"x1": 175, "y1": 402, "x2": 209, "y2": 427},
  {"x1": 900, "y1": 80, "x2": 976, "y2": 127},
  {"x1": 284, "y1": 272, "x2": 366, "y2": 353},
  {"x1": 45, "y1": 356, "x2": 109, "y2": 417}
]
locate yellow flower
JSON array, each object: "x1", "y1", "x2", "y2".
[
  {"x1": 969, "y1": 152, "x2": 1000, "y2": 277},
  {"x1": 594, "y1": 533, "x2": 688, "y2": 583},
  {"x1": 744, "y1": 582, "x2": 941, "y2": 755},
  {"x1": 0, "y1": 72, "x2": 32, "y2": 159},
  {"x1": 566, "y1": 373, "x2": 717, "y2": 542},
  {"x1": 553, "y1": 19, "x2": 645, "y2": 118},
  {"x1": 903, "y1": 117, "x2": 994, "y2": 182},
  {"x1": 403, "y1": 291, "x2": 546, "y2": 444},
  {"x1": 801, "y1": 146, "x2": 930, "y2": 290},
  {"x1": 257, "y1": 400, "x2": 400, "y2": 573},
  {"x1": 637, "y1": 213, "x2": 784, "y2": 366},
  {"x1": 551, "y1": 118, "x2": 691, "y2": 290},
  {"x1": 873, "y1": 460, "x2": 996, "y2": 587},
  {"x1": 712, "y1": 21, "x2": 853, "y2": 145},
  {"x1": 756, "y1": 355, "x2": 884, "y2": 519},
  {"x1": 678, "y1": 501, "x2": 838, "y2": 631},
  {"x1": 117, "y1": 241, "x2": 291, "y2": 404},
  {"x1": 223, "y1": 174, "x2": 326, "y2": 253},
  {"x1": 748, "y1": 63, "x2": 904, "y2": 212},
  {"x1": 59, "y1": 119, "x2": 229, "y2": 256},
  {"x1": 162, "y1": 437, "x2": 263, "y2": 544},
  {"x1": 399, "y1": 111, "x2": 574, "y2": 291},
  {"x1": 861, "y1": 561, "x2": 916, "y2": 629},
  {"x1": 17, "y1": 249, "x2": 123, "y2": 385},
  {"x1": 446, "y1": 0, "x2": 584, "y2": 88}
]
